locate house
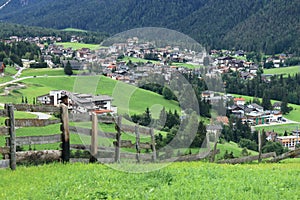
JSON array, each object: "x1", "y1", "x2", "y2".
[
  {"x1": 273, "y1": 102, "x2": 282, "y2": 110},
  {"x1": 37, "y1": 90, "x2": 117, "y2": 115},
  {"x1": 228, "y1": 105, "x2": 245, "y2": 118},
  {"x1": 37, "y1": 90, "x2": 66, "y2": 106},
  {"x1": 216, "y1": 116, "x2": 229, "y2": 125},
  {"x1": 234, "y1": 97, "x2": 245, "y2": 106},
  {"x1": 201, "y1": 90, "x2": 215, "y2": 99},
  {"x1": 266, "y1": 131, "x2": 278, "y2": 142},
  {"x1": 276, "y1": 135, "x2": 300, "y2": 150},
  {"x1": 206, "y1": 124, "x2": 223, "y2": 135},
  {"x1": 247, "y1": 103, "x2": 264, "y2": 112}
]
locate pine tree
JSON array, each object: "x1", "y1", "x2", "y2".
[
  {"x1": 262, "y1": 91, "x2": 272, "y2": 110},
  {"x1": 64, "y1": 60, "x2": 73, "y2": 75},
  {"x1": 281, "y1": 96, "x2": 290, "y2": 114}
]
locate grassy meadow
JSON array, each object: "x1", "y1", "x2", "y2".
[
  {"x1": 0, "y1": 161, "x2": 299, "y2": 199},
  {"x1": 0, "y1": 75, "x2": 180, "y2": 116},
  {"x1": 255, "y1": 123, "x2": 300, "y2": 136},
  {"x1": 264, "y1": 65, "x2": 300, "y2": 77},
  {"x1": 55, "y1": 42, "x2": 100, "y2": 50}
]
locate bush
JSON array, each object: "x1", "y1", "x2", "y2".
[{"x1": 239, "y1": 138, "x2": 258, "y2": 151}]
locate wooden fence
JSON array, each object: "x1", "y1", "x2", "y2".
[
  {"x1": 2, "y1": 104, "x2": 298, "y2": 169},
  {"x1": 68, "y1": 113, "x2": 157, "y2": 163},
  {"x1": 0, "y1": 104, "x2": 157, "y2": 170},
  {"x1": 0, "y1": 104, "x2": 69, "y2": 170}
]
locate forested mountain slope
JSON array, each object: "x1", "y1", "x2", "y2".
[{"x1": 0, "y1": 0, "x2": 299, "y2": 54}]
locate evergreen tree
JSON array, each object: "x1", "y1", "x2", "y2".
[
  {"x1": 262, "y1": 91, "x2": 272, "y2": 110},
  {"x1": 281, "y1": 96, "x2": 291, "y2": 114},
  {"x1": 64, "y1": 60, "x2": 73, "y2": 75}
]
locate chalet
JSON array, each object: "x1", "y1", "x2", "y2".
[
  {"x1": 234, "y1": 97, "x2": 245, "y2": 106},
  {"x1": 273, "y1": 102, "x2": 282, "y2": 110},
  {"x1": 228, "y1": 105, "x2": 245, "y2": 118},
  {"x1": 247, "y1": 103, "x2": 264, "y2": 112}
]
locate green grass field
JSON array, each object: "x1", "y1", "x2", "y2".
[
  {"x1": 264, "y1": 65, "x2": 300, "y2": 77},
  {"x1": 0, "y1": 66, "x2": 18, "y2": 84},
  {"x1": 0, "y1": 161, "x2": 299, "y2": 199},
  {"x1": 0, "y1": 76, "x2": 180, "y2": 116},
  {"x1": 255, "y1": 123, "x2": 300, "y2": 135},
  {"x1": 55, "y1": 42, "x2": 100, "y2": 50},
  {"x1": 172, "y1": 62, "x2": 203, "y2": 69},
  {"x1": 20, "y1": 68, "x2": 65, "y2": 77}
]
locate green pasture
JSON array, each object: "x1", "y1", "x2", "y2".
[
  {"x1": 20, "y1": 68, "x2": 66, "y2": 77},
  {"x1": 0, "y1": 76, "x2": 180, "y2": 116},
  {"x1": 172, "y1": 62, "x2": 203, "y2": 69},
  {"x1": 255, "y1": 123, "x2": 300, "y2": 135},
  {"x1": 0, "y1": 161, "x2": 299, "y2": 199},
  {"x1": 55, "y1": 42, "x2": 100, "y2": 50},
  {"x1": 263, "y1": 65, "x2": 300, "y2": 77}
]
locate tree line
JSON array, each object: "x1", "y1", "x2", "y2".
[{"x1": 0, "y1": 41, "x2": 41, "y2": 67}]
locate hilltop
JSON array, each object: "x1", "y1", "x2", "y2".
[{"x1": 0, "y1": 0, "x2": 299, "y2": 54}]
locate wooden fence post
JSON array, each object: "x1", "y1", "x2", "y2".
[
  {"x1": 258, "y1": 130, "x2": 262, "y2": 163},
  {"x1": 90, "y1": 113, "x2": 98, "y2": 163},
  {"x1": 61, "y1": 105, "x2": 70, "y2": 163},
  {"x1": 150, "y1": 128, "x2": 156, "y2": 162},
  {"x1": 135, "y1": 125, "x2": 140, "y2": 163},
  {"x1": 210, "y1": 132, "x2": 218, "y2": 163},
  {"x1": 115, "y1": 116, "x2": 122, "y2": 163},
  {"x1": 7, "y1": 104, "x2": 16, "y2": 170}
]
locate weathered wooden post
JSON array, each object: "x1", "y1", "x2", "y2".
[
  {"x1": 150, "y1": 128, "x2": 156, "y2": 162},
  {"x1": 135, "y1": 125, "x2": 140, "y2": 163},
  {"x1": 210, "y1": 132, "x2": 219, "y2": 163},
  {"x1": 61, "y1": 104, "x2": 70, "y2": 163},
  {"x1": 258, "y1": 130, "x2": 262, "y2": 163},
  {"x1": 114, "y1": 116, "x2": 122, "y2": 163},
  {"x1": 90, "y1": 112, "x2": 98, "y2": 163},
  {"x1": 7, "y1": 104, "x2": 16, "y2": 170}
]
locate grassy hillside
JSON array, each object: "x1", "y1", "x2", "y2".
[
  {"x1": 255, "y1": 123, "x2": 300, "y2": 135},
  {"x1": 0, "y1": 161, "x2": 299, "y2": 199},
  {"x1": 264, "y1": 66, "x2": 300, "y2": 77},
  {"x1": 55, "y1": 42, "x2": 100, "y2": 50},
  {"x1": 0, "y1": 76, "x2": 180, "y2": 116}
]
